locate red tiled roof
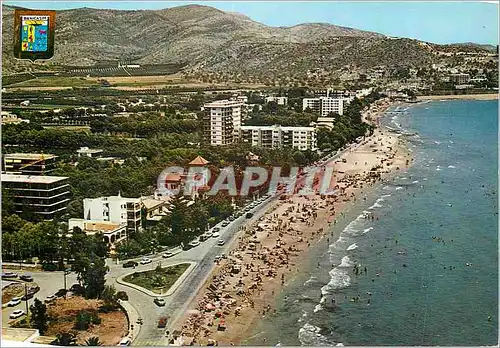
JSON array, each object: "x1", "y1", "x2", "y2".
[{"x1": 189, "y1": 155, "x2": 209, "y2": 166}]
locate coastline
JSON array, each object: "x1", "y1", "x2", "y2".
[
  {"x1": 417, "y1": 93, "x2": 498, "y2": 101},
  {"x1": 175, "y1": 98, "x2": 412, "y2": 345}
]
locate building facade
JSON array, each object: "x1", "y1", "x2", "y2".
[
  {"x1": 240, "y1": 125, "x2": 317, "y2": 151},
  {"x1": 1, "y1": 174, "x2": 70, "y2": 220},
  {"x1": 4, "y1": 153, "x2": 58, "y2": 175},
  {"x1": 265, "y1": 96, "x2": 288, "y2": 105},
  {"x1": 302, "y1": 97, "x2": 345, "y2": 117},
  {"x1": 68, "y1": 219, "x2": 127, "y2": 252},
  {"x1": 449, "y1": 73, "x2": 470, "y2": 84},
  {"x1": 83, "y1": 195, "x2": 142, "y2": 232},
  {"x1": 202, "y1": 100, "x2": 242, "y2": 146}
]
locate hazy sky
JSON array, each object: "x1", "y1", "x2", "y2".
[{"x1": 4, "y1": 1, "x2": 499, "y2": 45}]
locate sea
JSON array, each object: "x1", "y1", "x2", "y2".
[{"x1": 244, "y1": 100, "x2": 498, "y2": 346}]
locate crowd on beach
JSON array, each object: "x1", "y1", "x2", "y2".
[{"x1": 176, "y1": 99, "x2": 412, "y2": 345}]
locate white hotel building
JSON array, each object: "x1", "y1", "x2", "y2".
[
  {"x1": 240, "y1": 125, "x2": 317, "y2": 151},
  {"x1": 83, "y1": 194, "x2": 142, "y2": 232},
  {"x1": 303, "y1": 97, "x2": 345, "y2": 117},
  {"x1": 203, "y1": 100, "x2": 242, "y2": 146}
]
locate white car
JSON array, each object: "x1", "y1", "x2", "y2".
[
  {"x1": 188, "y1": 240, "x2": 200, "y2": 248},
  {"x1": 118, "y1": 337, "x2": 132, "y2": 346},
  {"x1": 211, "y1": 231, "x2": 220, "y2": 238},
  {"x1": 217, "y1": 239, "x2": 225, "y2": 246},
  {"x1": 9, "y1": 309, "x2": 25, "y2": 319},
  {"x1": 140, "y1": 258, "x2": 152, "y2": 265},
  {"x1": 45, "y1": 295, "x2": 57, "y2": 303},
  {"x1": 7, "y1": 297, "x2": 21, "y2": 307}
]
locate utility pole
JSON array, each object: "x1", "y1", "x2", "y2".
[
  {"x1": 63, "y1": 269, "x2": 67, "y2": 299},
  {"x1": 24, "y1": 284, "x2": 29, "y2": 316}
]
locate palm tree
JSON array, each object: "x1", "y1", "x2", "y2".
[
  {"x1": 54, "y1": 331, "x2": 78, "y2": 346},
  {"x1": 84, "y1": 336, "x2": 102, "y2": 346}
]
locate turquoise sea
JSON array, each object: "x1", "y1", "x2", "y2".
[{"x1": 245, "y1": 100, "x2": 498, "y2": 346}]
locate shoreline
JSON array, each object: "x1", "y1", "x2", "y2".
[
  {"x1": 417, "y1": 93, "x2": 498, "y2": 101},
  {"x1": 174, "y1": 98, "x2": 412, "y2": 345}
]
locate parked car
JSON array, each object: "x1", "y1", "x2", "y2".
[
  {"x1": 2, "y1": 272, "x2": 18, "y2": 279},
  {"x1": 157, "y1": 317, "x2": 168, "y2": 328},
  {"x1": 153, "y1": 298, "x2": 166, "y2": 306},
  {"x1": 221, "y1": 221, "x2": 229, "y2": 227},
  {"x1": 118, "y1": 337, "x2": 132, "y2": 346},
  {"x1": 188, "y1": 240, "x2": 200, "y2": 248},
  {"x1": 29, "y1": 285, "x2": 40, "y2": 294},
  {"x1": 7, "y1": 297, "x2": 21, "y2": 307},
  {"x1": 122, "y1": 261, "x2": 138, "y2": 268},
  {"x1": 199, "y1": 233, "x2": 211, "y2": 242},
  {"x1": 212, "y1": 227, "x2": 220, "y2": 233},
  {"x1": 54, "y1": 289, "x2": 68, "y2": 298},
  {"x1": 246, "y1": 212, "x2": 254, "y2": 219},
  {"x1": 211, "y1": 231, "x2": 220, "y2": 238},
  {"x1": 9, "y1": 309, "x2": 25, "y2": 319},
  {"x1": 162, "y1": 252, "x2": 175, "y2": 258},
  {"x1": 69, "y1": 283, "x2": 85, "y2": 295},
  {"x1": 140, "y1": 258, "x2": 152, "y2": 265},
  {"x1": 217, "y1": 239, "x2": 225, "y2": 246},
  {"x1": 20, "y1": 274, "x2": 33, "y2": 282},
  {"x1": 45, "y1": 295, "x2": 57, "y2": 303},
  {"x1": 228, "y1": 216, "x2": 235, "y2": 221}
]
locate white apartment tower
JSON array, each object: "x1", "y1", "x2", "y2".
[
  {"x1": 240, "y1": 125, "x2": 317, "y2": 151},
  {"x1": 203, "y1": 100, "x2": 242, "y2": 146},
  {"x1": 303, "y1": 97, "x2": 345, "y2": 117},
  {"x1": 83, "y1": 194, "x2": 142, "y2": 232}
]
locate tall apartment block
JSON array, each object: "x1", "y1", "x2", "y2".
[
  {"x1": 302, "y1": 97, "x2": 345, "y2": 117},
  {"x1": 1, "y1": 174, "x2": 71, "y2": 220},
  {"x1": 240, "y1": 125, "x2": 317, "y2": 151},
  {"x1": 203, "y1": 100, "x2": 242, "y2": 146},
  {"x1": 83, "y1": 195, "x2": 142, "y2": 233},
  {"x1": 3, "y1": 153, "x2": 58, "y2": 175}
]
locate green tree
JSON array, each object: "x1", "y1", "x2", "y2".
[
  {"x1": 83, "y1": 256, "x2": 108, "y2": 299},
  {"x1": 29, "y1": 298, "x2": 48, "y2": 335}
]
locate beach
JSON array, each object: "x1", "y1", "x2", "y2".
[
  {"x1": 417, "y1": 93, "x2": 498, "y2": 101},
  {"x1": 174, "y1": 98, "x2": 412, "y2": 345}
]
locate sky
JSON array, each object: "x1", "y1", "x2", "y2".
[{"x1": 4, "y1": 1, "x2": 499, "y2": 45}]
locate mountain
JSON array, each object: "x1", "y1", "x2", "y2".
[{"x1": 1, "y1": 4, "x2": 494, "y2": 80}]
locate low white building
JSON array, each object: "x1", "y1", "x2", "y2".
[
  {"x1": 265, "y1": 96, "x2": 288, "y2": 105},
  {"x1": 240, "y1": 125, "x2": 317, "y2": 151},
  {"x1": 77, "y1": 147, "x2": 103, "y2": 158},
  {"x1": 68, "y1": 218, "x2": 127, "y2": 251}
]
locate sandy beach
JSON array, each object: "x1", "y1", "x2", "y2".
[
  {"x1": 173, "y1": 98, "x2": 411, "y2": 345},
  {"x1": 417, "y1": 93, "x2": 498, "y2": 101}
]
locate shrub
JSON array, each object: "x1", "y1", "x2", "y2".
[
  {"x1": 115, "y1": 291, "x2": 129, "y2": 301},
  {"x1": 74, "y1": 310, "x2": 101, "y2": 330}
]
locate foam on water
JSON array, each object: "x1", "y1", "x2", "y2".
[
  {"x1": 363, "y1": 227, "x2": 374, "y2": 234},
  {"x1": 298, "y1": 323, "x2": 336, "y2": 346},
  {"x1": 448, "y1": 165, "x2": 456, "y2": 168},
  {"x1": 304, "y1": 275, "x2": 318, "y2": 286},
  {"x1": 347, "y1": 243, "x2": 358, "y2": 251}
]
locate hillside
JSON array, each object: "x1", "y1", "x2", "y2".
[{"x1": 1, "y1": 4, "x2": 494, "y2": 80}]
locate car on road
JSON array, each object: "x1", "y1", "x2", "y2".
[
  {"x1": 153, "y1": 297, "x2": 166, "y2": 306},
  {"x1": 228, "y1": 215, "x2": 235, "y2": 221},
  {"x1": 7, "y1": 297, "x2": 21, "y2": 307},
  {"x1": 214, "y1": 254, "x2": 226, "y2": 262},
  {"x1": 140, "y1": 258, "x2": 152, "y2": 265},
  {"x1": 217, "y1": 239, "x2": 225, "y2": 246},
  {"x1": 118, "y1": 337, "x2": 132, "y2": 346},
  {"x1": 162, "y1": 251, "x2": 175, "y2": 258},
  {"x1": 246, "y1": 212, "x2": 254, "y2": 219},
  {"x1": 20, "y1": 274, "x2": 33, "y2": 282},
  {"x1": 221, "y1": 221, "x2": 229, "y2": 227},
  {"x1": 211, "y1": 231, "x2": 220, "y2": 238},
  {"x1": 200, "y1": 233, "x2": 211, "y2": 242},
  {"x1": 188, "y1": 240, "x2": 200, "y2": 248},
  {"x1": 212, "y1": 227, "x2": 220, "y2": 233},
  {"x1": 45, "y1": 295, "x2": 57, "y2": 303},
  {"x1": 2, "y1": 272, "x2": 18, "y2": 279},
  {"x1": 157, "y1": 316, "x2": 168, "y2": 328},
  {"x1": 9, "y1": 309, "x2": 25, "y2": 319},
  {"x1": 122, "y1": 261, "x2": 138, "y2": 268}
]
